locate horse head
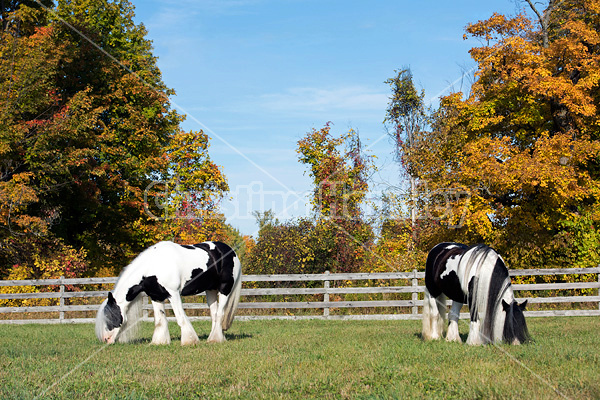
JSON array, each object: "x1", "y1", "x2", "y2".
[
  {"x1": 95, "y1": 292, "x2": 124, "y2": 344},
  {"x1": 502, "y1": 299, "x2": 529, "y2": 345}
]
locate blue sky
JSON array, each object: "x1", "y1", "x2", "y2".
[{"x1": 131, "y1": 0, "x2": 529, "y2": 236}]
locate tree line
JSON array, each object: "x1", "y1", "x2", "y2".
[
  {"x1": 246, "y1": 0, "x2": 600, "y2": 275},
  {"x1": 0, "y1": 0, "x2": 598, "y2": 283}
]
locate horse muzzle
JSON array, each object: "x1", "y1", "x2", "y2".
[{"x1": 102, "y1": 333, "x2": 116, "y2": 344}]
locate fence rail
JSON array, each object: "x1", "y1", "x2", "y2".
[{"x1": 0, "y1": 267, "x2": 599, "y2": 324}]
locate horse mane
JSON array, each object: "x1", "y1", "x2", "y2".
[
  {"x1": 95, "y1": 300, "x2": 108, "y2": 341},
  {"x1": 114, "y1": 244, "x2": 160, "y2": 291},
  {"x1": 465, "y1": 245, "x2": 512, "y2": 343},
  {"x1": 94, "y1": 246, "x2": 152, "y2": 343},
  {"x1": 117, "y1": 293, "x2": 143, "y2": 343},
  {"x1": 503, "y1": 300, "x2": 530, "y2": 344}
]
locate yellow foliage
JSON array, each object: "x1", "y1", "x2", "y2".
[
  {"x1": 0, "y1": 241, "x2": 88, "y2": 307},
  {"x1": 400, "y1": 1, "x2": 600, "y2": 269}
]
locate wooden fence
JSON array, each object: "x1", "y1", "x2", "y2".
[{"x1": 0, "y1": 267, "x2": 599, "y2": 324}]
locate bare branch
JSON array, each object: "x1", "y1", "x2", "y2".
[
  {"x1": 524, "y1": 0, "x2": 549, "y2": 47},
  {"x1": 523, "y1": 0, "x2": 560, "y2": 48}
]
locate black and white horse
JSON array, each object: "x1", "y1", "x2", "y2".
[
  {"x1": 422, "y1": 242, "x2": 529, "y2": 345},
  {"x1": 96, "y1": 241, "x2": 242, "y2": 345}
]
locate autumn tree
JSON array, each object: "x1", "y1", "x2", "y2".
[
  {"x1": 137, "y1": 129, "x2": 228, "y2": 244},
  {"x1": 0, "y1": 0, "x2": 229, "y2": 277},
  {"x1": 401, "y1": 1, "x2": 600, "y2": 269},
  {"x1": 246, "y1": 125, "x2": 377, "y2": 275},
  {"x1": 297, "y1": 124, "x2": 372, "y2": 221},
  {"x1": 296, "y1": 124, "x2": 375, "y2": 273}
]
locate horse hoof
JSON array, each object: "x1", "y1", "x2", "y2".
[
  {"x1": 181, "y1": 337, "x2": 200, "y2": 346},
  {"x1": 207, "y1": 335, "x2": 226, "y2": 344}
]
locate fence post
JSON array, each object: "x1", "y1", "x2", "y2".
[
  {"x1": 59, "y1": 276, "x2": 65, "y2": 323},
  {"x1": 323, "y1": 271, "x2": 330, "y2": 319},
  {"x1": 412, "y1": 269, "x2": 418, "y2": 315}
]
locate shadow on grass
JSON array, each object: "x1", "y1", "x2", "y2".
[
  {"x1": 114, "y1": 332, "x2": 253, "y2": 345},
  {"x1": 172, "y1": 332, "x2": 253, "y2": 342},
  {"x1": 414, "y1": 332, "x2": 469, "y2": 342}
]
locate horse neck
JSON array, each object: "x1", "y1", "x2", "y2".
[
  {"x1": 111, "y1": 284, "x2": 130, "y2": 306},
  {"x1": 111, "y1": 262, "x2": 144, "y2": 306}
]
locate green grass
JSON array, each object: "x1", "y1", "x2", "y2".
[{"x1": 0, "y1": 317, "x2": 598, "y2": 399}]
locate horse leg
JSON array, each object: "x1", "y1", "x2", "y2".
[
  {"x1": 150, "y1": 301, "x2": 171, "y2": 345},
  {"x1": 206, "y1": 290, "x2": 218, "y2": 341},
  {"x1": 422, "y1": 288, "x2": 433, "y2": 340},
  {"x1": 167, "y1": 290, "x2": 199, "y2": 346},
  {"x1": 206, "y1": 290, "x2": 226, "y2": 343},
  {"x1": 466, "y1": 292, "x2": 485, "y2": 345},
  {"x1": 446, "y1": 301, "x2": 462, "y2": 342},
  {"x1": 422, "y1": 288, "x2": 443, "y2": 340},
  {"x1": 466, "y1": 320, "x2": 483, "y2": 345},
  {"x1": 465, "y1": 307, "x2": 484, "y2": 345},
  {"x1": 435, "y1": 294, "x2": 447, "y2": 338}
]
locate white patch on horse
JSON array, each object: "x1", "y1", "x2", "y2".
[
  {"x1": 180, "y1": 250, "x2": 211, "y2": 289},
  {"x1": 440, "y1": 254, "x2": 461, "y2": 280}
]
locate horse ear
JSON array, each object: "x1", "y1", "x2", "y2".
[
  {"x1": 518, "y1": 300, "x2": 528, "y2": 310},
  {"x1": 502, "y1": 299, "x2": 511, "y2": 312},
  {"x1": 108, "y1": 292, "x2": 115, "y2": 304}
]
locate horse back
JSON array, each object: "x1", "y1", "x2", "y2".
[
  {"x1": 425, "y1": 242, "x2": 469, "y2": 302},
  {"x1": 180, "y1": 241, "x2": 237, "y2": 297}
]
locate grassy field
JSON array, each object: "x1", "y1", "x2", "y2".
[{"x1": 0, "y1": 317, "x2": 598, "y2": 399}]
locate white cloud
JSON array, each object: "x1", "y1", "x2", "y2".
[{"x1": 254, "y1": 86, "x2": 389, "y2": 116}]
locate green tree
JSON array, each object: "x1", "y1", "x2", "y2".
[
  {"x1": 384, "y1": 68, "x2": 427, "y2": 239},
  {"x1": 297, "y1": 124, "x2": 372, "y2": 221},
  {"x1": 0, "y1": 0, "x2": 228, "y2": 276},
  {"x1": 245, "y1": 218, "x2": 316, "y2": 275},
  {"x1": 0, "y1": 0, "x2": 54, "y2": 31}
]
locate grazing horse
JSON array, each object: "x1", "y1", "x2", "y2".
[
  {"x1": 422, "y1": 242, "x2": 529, "y2": 345},
  {"x1": 96, "y1": 241, "x2": 242, "y2": 345}
]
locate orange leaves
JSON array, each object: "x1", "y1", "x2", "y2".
[
  {"x1": 461, "y1": 133, "x2": 597, "y2": 208},
  {"x1": 146, "y1": 129, "x2": 231, "y2": 244},
  {"x1": 403, "y1": 2, "x2": 600, "y2": 268},
  {"x1": 465, "y1": 13, "x2": 532, "y2": 43},
  {"x1": 0, "y1": 172, "x2": 48, "y2": 236}
]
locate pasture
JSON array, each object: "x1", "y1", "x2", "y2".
[{"x1": 0, "y1": 318, "x2": 598, "y2": 399}]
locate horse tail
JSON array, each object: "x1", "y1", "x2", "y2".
[
  {"x1": 117, "y1": 294, "x2": 143, "y2": 343},
  {"x1": 221, "y1": 256, "x2": 242, "y2": 331}
]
